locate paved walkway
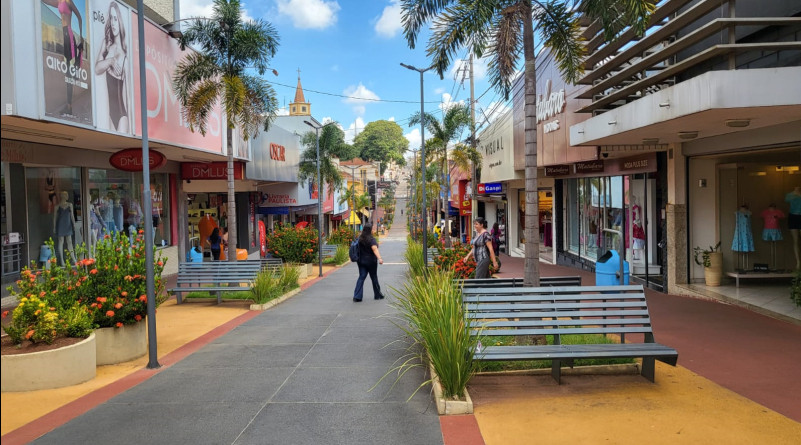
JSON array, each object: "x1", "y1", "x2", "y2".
[{"x1": 28, "y1": 224, "x2": 445, "y2": 445}]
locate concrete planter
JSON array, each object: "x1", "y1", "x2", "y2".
[
  {"x1": 95, "y1": 319, "x2": 147, "y2": 365},
  {"x1": 291, "y1": 264, "x2": 308, "y2": 279},
  {"x1": 428, "y1": 361, "x2": 473, "y2": 415},
  {"x1": 1, "y1": 333, "x2": 96, "y2": 392},
  {"x1": 305, "y1": 263, "x2": 314, "y2": 276},
  {"x1": 250, "y1": 287, "x2": 301, "y2": 311}
]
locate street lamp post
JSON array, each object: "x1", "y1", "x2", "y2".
[
  {"x1": 304, "y1": 118, "x2": 333, "y2": 278},
  {"x1": 401, "y1": 63, "x2": 432, "y2": 266}
]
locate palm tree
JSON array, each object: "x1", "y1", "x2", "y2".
[
  {"x1": 298, "y1": 124, "x2": 345, "y2": 198},
  {"x1": 401, "y1": 0, "x2": 652, "y2": 285},
  {"x1": 173, "y1": 0, "x2": 280, "y2": 261}
]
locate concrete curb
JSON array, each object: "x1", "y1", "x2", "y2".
[{"x1": 249, "y1": 287, "x2": 302, "y2": 311}]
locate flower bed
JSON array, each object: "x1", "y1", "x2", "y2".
[
  {"x1": 265, "y1": 223, "x2": 319, "y2": 264},
  {"x1": 432, "y1": 242, "x2": 497, "y2": 279}
]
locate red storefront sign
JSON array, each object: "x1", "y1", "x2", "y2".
[
  {"x1": 458, "y1": 180, "x2": 471, "y2": 215},
  {"x1": 109, "y1": 148, "x2": 166, "y2": 172},
  {"x1": 181, "y1": 162, "x2": 244, "y2": 180},
  {"x1": 270, "y1": 143, "x2": 286, "y2": 161}
]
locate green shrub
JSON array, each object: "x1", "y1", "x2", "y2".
[
  {"x1": 791, "y1": 271, "x2": 801, "y2": 307},
  {"x1": 265, "y1": 223, "x2": 319, "y2": 263},
  {"x1": 250, "y1": 271, "x2": 279, "y2": 304},
  {"x1": 332, "y1": 245, "x2": 349, "y2": 265},
  {"x1": 389, "y1": 269, "x2": 478, "y2": 399},
  {"x1": 277, "y1": 264, "x2": 301, "y2": 293},
  {"x1": 404, "y1": 240, "x2": 426, "y2": 279},
  {"x1": 327, "y1": 225, "x2": 355, "y2": 245}
]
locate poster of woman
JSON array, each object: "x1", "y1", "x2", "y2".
[
  {"x1": 41, "y1": 0, "x2": 93, "y2": 125},
  {"x1": 92, "y1": 0, "x2": 133, "y2": 133}
]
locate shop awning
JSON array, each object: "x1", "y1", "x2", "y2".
[{"x1": 344, "y1": 211, "x2": 362, "y2": 225}]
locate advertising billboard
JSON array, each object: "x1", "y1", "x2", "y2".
[{"x1": 90, "y1": 0, "x2": 134, "y2": 134}]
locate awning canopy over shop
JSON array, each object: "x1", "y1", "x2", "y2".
[{"x1": 344, "y1": 211, "x2": 362, "y2": 225}]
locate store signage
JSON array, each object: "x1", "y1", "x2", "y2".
[
  {"x1": 109, "y1": 148, "x2": 166, "y2": 172},
  {"x1": 269, "y1": 143, "x2": 286, "y2": 161},
  {"x1": 543, "y1": 120, "x2": 560, "y2": 133},
  {"x1": 459, "y1": 180, "x2": 472, "y2": 215},
  {"x1": 377, "y1": 181, "x2": 392, "y2": 189},
  {"x1": 621, "y1": 155, "x2": 651, "y2": 171},
  {"x1": 545, "y1": 164, "x2": 571, "y2": 176},
  {"x1": 260, "y1": 193, "x2": 297, "y2": 205},
  {"x1": 478, "y1": 182, "x2": 502, "y2": 194},
  {"x1": 181, "y1": 162, "x2": 244, "y2": 180},
  {"x1": 575, "y1": 160, "x2": 605, "y2": 174},
  {"x1": 258, "y1": 206, "x2": 289, "y2": 215},
  {"x1": 536, "y1": 80, "x2": 566, "y2": 123}
]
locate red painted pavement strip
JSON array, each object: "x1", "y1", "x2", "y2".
[
  {"x1": 2, "y1": 267, "x2": 340, "y2": 444},
  {"x1": 441, "y1": 415, "x2": 486, "y2": 445}
]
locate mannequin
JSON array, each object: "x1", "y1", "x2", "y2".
[
  {"x1": 113, "y1": 197, "x2": 124, "y2": 236},
  {"x1": 731, "y1": 204, "x2": 755, "y2": 271},
  {"x1": 53, "y1": 191, "x2": 76, "y2": 266},
  {"x1": 786, "y1": 187, "x2": 801, "y2": 269},
  {"x1": 88, "y1": 202, "x2": 103, "y2": 248},
  {"x1": 760, "y1": 204, "x2": 784, "y2": 268},
  {"x1": 632, "y1": 199, "x2": 645, "y2": 261},
  {"x1": 101, "y1": 192, "x2": 117, "y2": 234}
]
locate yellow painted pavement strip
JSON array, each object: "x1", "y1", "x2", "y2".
[
  {"x1": 472, "y1": 362, "x2": 801, "y2": 445},
  {"x1": 1, "y1": 266, "x2": 334, "y2": 436}
]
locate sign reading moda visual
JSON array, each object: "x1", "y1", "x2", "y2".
[{"x1": 477, "y1": 182, "x2": 503, "y2": 194}]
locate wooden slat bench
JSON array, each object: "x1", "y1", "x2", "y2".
[
  {"x1": 170, "y1": 261, "x2": 263, "y2": 304},
  {"x1": 463, "y1": 285, "x2": 678, "y2": 383},
  {"x1": 322, "y1": 244, "x2": 338, "y2": 259},
  {"x1": 258, "y1": 257, "x2": 284, "y2": 273},
  {"x1": 457, "y1": 276, "x2": 582, "y2": 288}
]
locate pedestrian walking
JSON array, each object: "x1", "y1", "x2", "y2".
[
  {"x1": 353, "y1": 224, "x2": 386, "y2": 302},
  {"x1": 206, "y1": 227, "x2": 222, "y2": 261},
  {"x1": 463, "y1": 217, "x2": 498, "y2": 279},
  {"x1": 491, "y1": 222, "x2": 502, "y2": 271}
]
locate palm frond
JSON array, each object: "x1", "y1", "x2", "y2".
[
  {"x1": 486, "y1": 3, "x2": 525, "y2": 98},
  {"x1": 173, "y1": 52, "x2": 221, "y2": 105},
  {"x1": 579, "y1": 0, "x2": 654, "y2": 41},
  {"x1": 183, "y1": 79, "x2": 221, "y2": 136},
  {"x1": 535, "y1": 1, "x2": 585, "y2": 83},
  {"x1": 426, "y1": 1, "x2": 498, "y2": 79},
  {"x1": 401, "y1": 0, "x2": 456, "y2": 49}
]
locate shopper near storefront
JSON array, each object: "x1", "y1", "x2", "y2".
[{"x1": 464, "y1": 217, "x2": 498, "y2": 279}]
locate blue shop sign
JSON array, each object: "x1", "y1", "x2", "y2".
[
  {"x1": 478, "y1": 182, "x2": 502, "y2": 194},
  {"x1": 259, "y1": 206, "x2": 290, "y2": 215}
]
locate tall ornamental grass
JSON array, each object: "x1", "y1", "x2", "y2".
[
  {"x1": 391, "y1": 269, "x2": 478, "y2": 399},
  {"x1": 404, "y1": 239, "x2": 427, "y2": 279}
]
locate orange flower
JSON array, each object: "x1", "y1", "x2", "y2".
[
  {"x1": 116, "y1": 322, "x2": 124, "y2": 328},
  {"x1": 115, "y1": 302, "x2": 123, "y2": 309},
  {"x1": 134, "y1": 314, "x2": 142, "y2": 322},
  {"x1": 121, "y1": 291, "x2": 128, "y2": 297},
  {"x1": 50, "y1": 307, "x2": 56, "y2": 311},
  {"x1": 139, "y1": 295, "x2": 147, "y2": 302},
  {"x1": 114, "y1": 265, "x2": 119, "y2": 270},
  {"x1": 1, "y1": 310, "x2": 8, "y2": 318},
  {"x1": 106, "y1": 310, "x2": 115, "y2": 317},
  {"x1": 90, "y1": 269, "x2": 98, "y2": 274},
  {"x1": 25, "y1": 330, "x2": 35, "y2": 340}
]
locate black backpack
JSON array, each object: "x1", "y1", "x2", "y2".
[{"x1": 349, "y1": 239, "x2": 360, "y2": 262}]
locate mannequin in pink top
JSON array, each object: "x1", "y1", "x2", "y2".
[{"x1": 760, "y1": 204, "x2": 784, "y2": 241}]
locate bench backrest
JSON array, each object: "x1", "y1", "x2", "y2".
[
  {"x1": 457, "y1": 276, "x2": 582, "y2": 289},
  {"x1": 464, "y1": 285, "x2": 654, "y2": 342}
]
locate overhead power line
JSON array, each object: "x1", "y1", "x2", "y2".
[{"x1": 271, "y1": 81, "x2": 442, "y2": 104}]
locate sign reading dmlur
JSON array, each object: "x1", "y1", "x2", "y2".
[{"x1": 131, "y1": 14, "x2": 223, "y2": 153}]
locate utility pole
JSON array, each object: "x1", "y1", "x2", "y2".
[{"x1": 469, "y1": 54, "x2": 478, "y2": 240}]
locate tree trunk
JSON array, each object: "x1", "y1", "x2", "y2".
[
  {"x1": 227, "y1": 126, "x2": 238, "y2": 262},
  {"x1": 523, "y1": 5, "x2": 540, "y2": 286},
  {"x1": 442, "y1": 157, "x2": 452, "y2": 247}
]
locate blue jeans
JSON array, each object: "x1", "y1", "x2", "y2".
[{"x1": 353, "y1": 261, "x2": 383, "y2": 301}]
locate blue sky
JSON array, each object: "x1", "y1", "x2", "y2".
[{"x1": 179, "y1": 0, "x2": 513, "y2": 151}]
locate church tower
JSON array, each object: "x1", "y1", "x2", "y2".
[{"x1": 289, "y1": 69, "x2": 310, "y2": 116}]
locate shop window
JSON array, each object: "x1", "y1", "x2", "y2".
[
  {"x1": 87, "y1": 169, "x2": 171, "y2": 251},
  {"x1": 26, "y1": 167, "x2": 82, "y2": 265}
]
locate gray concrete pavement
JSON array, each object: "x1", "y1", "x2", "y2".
[{"x1": 31, "y1": 225, "x2": 444, "y2": 445}]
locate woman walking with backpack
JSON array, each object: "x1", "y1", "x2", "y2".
[{"x1": 352, "y1": 224, "x2": 386, "y2": 302}]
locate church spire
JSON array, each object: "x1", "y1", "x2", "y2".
[{"x1": 289, "y1": 68, "x2": 310, "y2": 116}]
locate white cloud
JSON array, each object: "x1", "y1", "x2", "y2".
[
  {"x1": 180, "y1": 0, "x2": 253, "y2": 22},
  {"x1": 342, "y1": 83, "x2": 380, "y2": 116},
  {"x1": 438, "y1": 93, "x2": 466, "y2": 113},
  {"x1": 374, "y1": 0, "x2": 402, "y2": 38},
  {"x1": 275, "y1": 107, "x2": 290, "y2": 116},
  {"x1": 277, "y1": 0, "x2": 340, "y2": 30},
  {"x1": 433, "y1": 87, "x2": 445, "y2": 95},
  {"x1": 387, "y1": 116, "x2": 395, "y2": 122},
  {"x1": 449, "y1": 56, "x2": 488, "y2": 82},
  {"x1": 345, "y1": 117, "x2": 366, "y2": 144},
  {"x1": 405, "y1": 128, "x2": 422, "y2": 151}
]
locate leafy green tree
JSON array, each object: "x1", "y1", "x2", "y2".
[
  {"x1": 402, "y1": 0, "x2": 652, "y2": 285},
  {"x1": 354, "y1": 120, "x2": 409, "y2": 174},
  {"x1": 173, "y1": 0, "x2": 280, "y2": 261}
]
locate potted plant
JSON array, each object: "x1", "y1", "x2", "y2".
[{"x1": 693, "y1": 242, "x2": 722, "y2": 286}]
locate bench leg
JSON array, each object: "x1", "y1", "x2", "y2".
[
  {"x1": 551, "y1": 360, "x2": 562, "y2": 384},
  {"x1": 216, "y1": 290, "x2": 222, "y2": 305},
  {"x1": 641, "y1": 357, "x2": 656, "y2": 383},
  {"x1": 176, "y1": 292, "x2": 183, "y2": 305}
]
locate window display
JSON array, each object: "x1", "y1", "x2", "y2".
[{"x1": 26, "y1": 167, "x2": 82, "y2": 266}]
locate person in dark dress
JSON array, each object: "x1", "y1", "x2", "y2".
[
  {"x1": 353, "y1": 224, "x2": 385, "y2": 302},
  {"x1": 207, "y1": 227, "x2": 222, "y2": 261}
]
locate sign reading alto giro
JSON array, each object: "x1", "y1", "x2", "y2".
[{"x1": 109, "y1": 148, "x2": 167, "y2": 172}]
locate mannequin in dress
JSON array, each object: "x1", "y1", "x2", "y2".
[
  {"x1": 53, "y1": 191, "x2": 76, "y2": 265},
  {"x1": 632, "y1": 198, "x2": 645, "y2": 261},
  {"x1": 760, "y1": 203, "x2": 784, "y2": 269},
  {"x1": 113, "y1": 197, "x2": 124, "y2": 236},
  {"x1": 732, "y1": 204, "x2": 755, "y2": 270},
  {"x1": 786, "y1": 187, "x2": 801, "y2": 269},
  {"x1": 88, "y1": 202, "x2": 103, "y2": 248}
]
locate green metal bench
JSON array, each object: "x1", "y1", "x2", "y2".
[
  {"x1": 463, "y1": 284, "x2": 678, "y2": 383},
  {"x1": 456, "y1": 276, "x2": 582, "y2": 288},
  {"x1": 321, "y1": 244, "x2": 338, "y2": 259}
]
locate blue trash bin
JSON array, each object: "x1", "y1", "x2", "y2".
[{"x1": 595, "y1": 249, "x2": 629, "y2": 285}]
